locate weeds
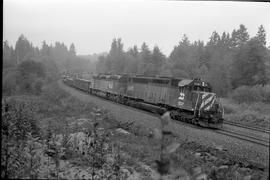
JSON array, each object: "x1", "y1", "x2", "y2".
[
  {"x1": 1, "y1": 99, "x2": 41, "y2": 179},
  {"x1": 222, "y1": 98, "x2": 270, "y2": 129}
]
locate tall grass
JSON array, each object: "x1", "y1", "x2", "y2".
[{"x1": 222, "y1": 98, "x2": 270, "y2": 129}]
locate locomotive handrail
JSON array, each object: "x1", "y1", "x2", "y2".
[
  {"x1": 194, "y1": 94, "x2": 200, "y2": 116},
  {"x1": 219, "y1": 98, "x2": 224, "y2": 118}
]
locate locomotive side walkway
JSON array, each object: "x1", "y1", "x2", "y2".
[{"x1": 58, "y1": 80, "x2": 269, "y2": 168}]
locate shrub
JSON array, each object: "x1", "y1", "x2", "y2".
[
  {"x1": 2, "y1": 69, "x2": 19, "y2": 96},
  {"x1": 222, "y1": 100, "x2": 238, "y2": 114},
  {"x1": 259, "y1": 84, "x2": 270, "y2": 103},
  {"x1": 231, "y1": 85, "x2": 270, "y2": 104},
  {"x1": 1, "y1": 98, "x2": 42, "y2": 178}
]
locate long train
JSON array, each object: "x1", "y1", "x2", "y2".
[{"x1": 63, "y1": 73, "x2": 224, "y2": 129}]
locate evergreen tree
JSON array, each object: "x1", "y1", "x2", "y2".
[
  {"x1": 230, "y1": 29, "x2": 238, "y2": 48},
  {"x1": 207, "y1": 31, "x2": 220, "y2": 46},
  {"x1": 14, "y1": 35, "x2": 32, "y2": 64},
  {"x1": 230, "y1": 25, "x2": 249, "y2": 48},
  {"x1": 3, "y1": 41, "x2": 16, "y2": 68},
  {"x1": 179, "y1": 34, "x2": 190, "y2": 46},
  {"x1": 256, "y1": 25, "x2": 266, "y2": 46},
  {"x1": 41, "y1": 41, "x2": 50, "y2": 58},
  {"x1": 128, "y1": 45, "x2": 139, "y2": 57},
  {"x1": 143, "y1": 46, "x2": 166, "y2": 75},
  {"x1": 237, "y1": 24, "x2": 249, "y2": 44},
  {"x1": 69, "y1": 43, "x2": 76, "y2": 56},
  {"x1": 138, "y1": 42, "x2": 152, "y2": 75},
  {"x1": 231, "y1": 38, "x2": 268, "y2": 87}
]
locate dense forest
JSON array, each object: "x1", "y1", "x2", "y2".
[
  {"x1": 2, "y1": 35, "x2": 95, "y2": 96},
  {"x1": 2, "y1": 24, "x2": 270, "y2": 99},
  {"x1": 96, "y1": 24, "x2": 270, "y2": 97}
]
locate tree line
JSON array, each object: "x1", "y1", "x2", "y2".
[
  {"x1": 96, "y1": 24, "x2": 270, "y2": 97},
  {"x1": 2, "y1": 35, "x2": 92, "y2": 95},
  {"x1": 3, "y1": 24, "x2": 270, "y2": 98}
]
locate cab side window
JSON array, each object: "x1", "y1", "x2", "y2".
[{"x1": 179, "y1": 86, "x2": 186, "y2": 93}]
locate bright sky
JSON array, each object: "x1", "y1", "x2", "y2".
[{"x1": 3, "y1": 0, "x2": 270, "y2": 56}]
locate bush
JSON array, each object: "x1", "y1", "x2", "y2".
[
  {"x1": 3, "y1": 69, "x2": 19, "y2": 96},
  {"x1": 231, "y1": 85, "x2": 270, "y2": 104},
  {"x1": 1, "y1": 98, "x2": 42, "y2": 178},
  {"x1": 34, "y1": 79, "x2": 43, "y2": 95},
  {"x1": 225, "y1": 109, "x2": 270, "y2": 128}
]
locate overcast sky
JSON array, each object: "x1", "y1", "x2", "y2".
[{"x1": 3, "y1": 0, "x2": 270, "y2": 56}]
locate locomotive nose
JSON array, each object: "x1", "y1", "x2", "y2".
[{"x1": 199, "y1": 92, "x2": 217, "y2": 111}]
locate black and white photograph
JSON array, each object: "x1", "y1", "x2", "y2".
[{"x1": 2, "y1": 0, "x2": 270, "y2": 179}]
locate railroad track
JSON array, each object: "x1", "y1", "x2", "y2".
[
  {"x1": 64, "y1": 82, "x2": 270, "y2": 148},
  {"x1": 173, "y1": 119, "x2": 270, "y2": 147},
  {"x1": 216, "y1": 128, "x2": 269, "y2": 147},
  {"x1": 223, "y1": 120, "x2": 270, "y2": 134}
]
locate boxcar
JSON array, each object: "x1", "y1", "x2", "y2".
[
  {"x1": 74, "y1": 78, "x2": 91, "y2": 92},
  {"x1": 64, "y1": 77, "x2": 75, "y2": 87}
]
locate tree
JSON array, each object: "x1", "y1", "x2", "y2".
[
  {"x1": 256, "y1": 25, "x2": 266, "y2": 46},
  {"x1": 14, "y1": 35, "x2": 32, "y2": 64},
  {"x1": 40, "y1": 41, "x2": 50, "y2": 58},
  {"x1": 207, "y1": 31, "x2": 220, "y2": 46},
  {"x1": 123, "y1": 53, "x2": 138, "y2": 74},
  {"x1": 3, "y1": 40, "x2": 16, "y2": 69},
  {"x1": 127, "y1": 45, "x2": 139, "y2": 57},
  {"x1": 219, "y1": 32, "x2": 231, "y2": 49},
  {"x1": 146, "y1": 46, "x2": 166, "y2": 75},
  {"x1": 125, "y1": 46, "x2": 140, "y2": 74},
  {"x1": 16, "y1": 59, "x2": 46, "y2": 94},
  {"x1": 3, "y1": 69, "x2": 18, "y2": 95},
  {"x1": 69, "y1": 43, "x2": 76, "y2": 56},
  {"x1": 231, "y1": 38, "x2": 268, "y2": 88},
  {"x1": 179, "y1": 34, "x2": 190, "y2": 46},
  {"x1": 96, "y1": 38, "x2": 126, "y2": 73},
  {"x1": 109, "y1": 38, "x2": 125, "y2": 73},
  {"x1": 96, "y1": 55, "x2": 108, "y2": 73},
  {"x1": 17, "y1": 59, "x2": 45, "y2": 78},
  {"x1": 237, "y1": 24, "x2": 249, "y2": 44},
  {"x1": 230, "y1": 24, "x2": 249, "y2": 48},
  {"x1": 168, "y1": 34, "x2": 195, "y2": 78},
  {"x1": 138, "y1": 42, "x2": 152, "y2": 75}
]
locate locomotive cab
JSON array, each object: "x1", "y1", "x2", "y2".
[
  {"x1": 177, "y1": 78, "x2": 223, "y2": 128},
  {"x1": 177, "y1": 79, "x2": 211, "y2": 109}
]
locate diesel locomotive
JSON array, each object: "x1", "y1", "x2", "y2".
[{"x1": 63, "y1": 73, "x2": 224, "y2": 129}]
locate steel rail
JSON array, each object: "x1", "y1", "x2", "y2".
[
  {"x1": 215, "y1": 129, "x2": 269, "y2": 147},
  {"x1": 223, "y1": 120, "x2": 270, "y2": 134}
]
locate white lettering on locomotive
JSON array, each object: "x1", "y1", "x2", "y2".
[
  {"x1": 202, "y1": 81, "x2": 206, "y2": 86},
  {"x1": 178, "y1": 92, "x2": 185, "y2": 100},
  {"x1": 108, "y1": 82, "x2": 113, "y2": 89},
  {"x1": 178, "y1": 101, "x2": 184, "y2": 106}
]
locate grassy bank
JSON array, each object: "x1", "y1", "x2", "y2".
[{"x1": 222, "y1": 98, "x2": 270, "y2": 129}]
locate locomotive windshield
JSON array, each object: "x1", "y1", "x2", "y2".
[{"x1": 193, "y1": 85, "x2": 211, "y2": 92}]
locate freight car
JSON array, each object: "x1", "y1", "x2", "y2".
[{"x1": 63, "y1": 74, "x2": 223, "y2": 129}]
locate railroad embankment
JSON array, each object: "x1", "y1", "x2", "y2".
[{"x1": 58, "y1": 80, "x2": 269, "y2": 179}]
